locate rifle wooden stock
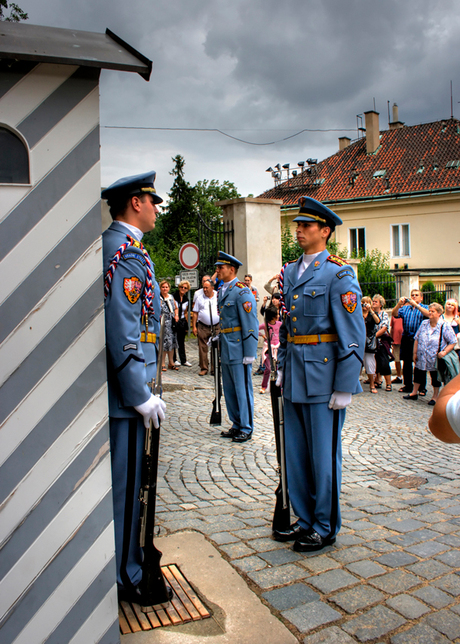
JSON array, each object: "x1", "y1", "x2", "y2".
[
  {"x1": 265, "y1": 312, "x2": 291, "y2": 532},
  {"x1": 138, "y1": 316, "x2": 170, "y2": 605}
]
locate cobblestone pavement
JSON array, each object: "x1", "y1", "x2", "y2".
[{"x1": 157, "y1": 341, "x2": 460, "y2": 643}]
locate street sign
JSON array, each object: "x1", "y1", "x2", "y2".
[
  {"x1": 180, "y1": 270, "x2": 199, "y2": 288},
  {"x1": 179, "y1": 243, "x2": 199, "y2": 270}
]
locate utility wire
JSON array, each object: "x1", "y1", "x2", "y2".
[{"x1": 102, "y1": 125, "x2": 356, "y2": 146}]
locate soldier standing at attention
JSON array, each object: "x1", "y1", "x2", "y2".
[
  {"x1": 274, "y1": 197, "x2": 365, "y2": 552},
  {"x1": 215, "y1": 252, "x2": 258, "y2": 443},
  {"x1": 102, "y1": 172, "x2": 167, "y2": 603}
]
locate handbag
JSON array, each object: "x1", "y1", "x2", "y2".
[
  {"x1": 164, "y1": 296, "x2": 178, "y2": 332},
  {"x1": 436, "y1": 324, "x2": 460, "y2": 384},
  {"x1": 365, "y1": 332, "x2": 377, "y2": 352}
]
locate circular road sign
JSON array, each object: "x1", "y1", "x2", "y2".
[{"x1": 179, "y1": 243, "x2": 199, "y2": 270}]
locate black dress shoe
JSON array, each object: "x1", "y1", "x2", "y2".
[
  {"x1": 232, "y1": 431, "x2": 252, "y2": 443},
  {"x1": 118, "y1": 583, "x2": 173, "y2": 606},
  {"x1": 403, "y1": 394, "x2": 418, "y2": 400},
  {"x1": 221, "y1": 428, "x2": 238, "y2": 438},
  {"x1": 293, "y1": 528, "x2": 336, "y2": 553},
  {"x1": 273, "y1": 523, "x2": 303, "y2": 542}
]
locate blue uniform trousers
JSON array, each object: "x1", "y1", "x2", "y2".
[
  {"x1": 110, "y1": 416, "x2": 145, "y2": 588},
  {"x1": 221, "y1": 362, "x2": 254, "y2": 435},
  {"x1": 284, "y1": 400, "x2": 345, "y2": 539}
]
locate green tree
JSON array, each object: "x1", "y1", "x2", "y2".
[
  {"x1": 195, "y1": 179, "x2": 239, "y2": 224},
  {"x1": 281, "y1": 220, "x2": 301, "y2": 264},
  {"x1": 421, "y1": 280, "x2": 445, "y2": 305},
  {"x1": 0, "y1": 1, "x2": 28, "y2": 21},
  {"x1": 143, "y1": 156, "x2": 241, "y2": 280},
  {"x1": 357, "y1": 249, "x2": 396, "y2": 305}
]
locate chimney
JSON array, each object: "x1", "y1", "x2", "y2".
[
  {"x1": 364, "y1": 110, "x2": 380, "y2": 154},
  {"x1": 389, "y1": 102, "x2": 404, "y2": 130},
  {"x1": 339, "y1": 136, "x2": 351, "y2": 151}
]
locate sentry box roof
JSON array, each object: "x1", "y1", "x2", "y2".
[{"x1": 0, "y1": 22, "x2": 152, "y2": 80}]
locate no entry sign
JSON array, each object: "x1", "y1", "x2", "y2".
[{"x1": 179, "y1": 243, "x2": 199, "y2": 270}]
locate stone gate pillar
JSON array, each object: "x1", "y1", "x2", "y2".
[{"x1": 217, "y1": 198, "x2": 283, "y2": 308}]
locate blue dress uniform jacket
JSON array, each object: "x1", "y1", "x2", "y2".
[
  {"x1": 103, "y1": 221, "x2": 161, "y2": 416},
  {"x1": 219, "y1": 278, "x2": 258, "y2": 434},
  {"x1": 278, "y1": 249, "x2": 365, "y2": 539},
  {"x1": 102, "y1": 220, "x2": 161, "y2": 590}
]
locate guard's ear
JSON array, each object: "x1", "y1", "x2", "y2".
[{"x1": 131, "y1": 195, "x2": 142, "y2": 212}]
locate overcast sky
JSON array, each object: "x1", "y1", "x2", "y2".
[{"x1": 19, "y1": 0, "x2": 460, "y2": 199}]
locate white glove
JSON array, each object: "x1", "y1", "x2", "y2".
[
  {"x1": 243, "y1": 356, "x2": 255, "y2": 365},
  {"x1": 134, "y1": 394, "x2": 166, "y2": 429},
  {"x1": 328, "y1": 391, "x2": 352, "y2": 410},
  {"x1": 275, "y1": 369, "x2": 283, "y2": 387}
]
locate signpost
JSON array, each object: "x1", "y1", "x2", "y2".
[
  {"x1": 180, "y1": 270, "x2": 199, "y2": 288},
  {"x1": 179, "y1": 243, "x2": 200, "y2": 336},
  {"x1": 179, "y1": 243, "x2": 199, "y2": 270}
]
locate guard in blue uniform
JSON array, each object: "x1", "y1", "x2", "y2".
[
  {"x1": 275, "y1": 197, "x2": 365, "y2": 551},
  {"x1": 215, "y1": 252, "x2": 258, "y2": 442},
  {"x1": 102, "y1": 171, "x2": 167, "y2": 603}
]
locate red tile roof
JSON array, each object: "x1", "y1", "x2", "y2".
[{"x1": 259, "y1": 119, "x2": 460, "y2": 207}]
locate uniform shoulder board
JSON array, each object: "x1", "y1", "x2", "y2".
[
  {"x1": 235, "y1": 281, "x2": 246, "y2": 288},
  {"x1": 327, "y1": 254, "x2": 349, "y2": 267}
]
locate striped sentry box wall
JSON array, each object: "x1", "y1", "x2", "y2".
[
  {"x1": 0, "y1": 24, "x2": 152, "y2": 640},
  {"x1": 0, "y1": 61, "x2": 120, "y2": 644}
]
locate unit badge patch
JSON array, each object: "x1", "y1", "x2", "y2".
[
  {"x1": 243, "y1": 301, "x2": 252, "y2": 313},
  {"x1": 336, "y1": 268, "x2": 354, "y2": 279},
  {"x1": 341, "y1": 291, "x2": 358, "y2": 313},
  {"x1": 123, "y1": 277, "x2": 142, "y2": 304}
]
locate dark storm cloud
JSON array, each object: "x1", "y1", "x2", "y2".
[{"x1": 17, "y1": 0, "x2": 460, "y2": 196}]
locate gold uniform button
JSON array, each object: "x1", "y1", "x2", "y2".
[
  {"x1": 324, "y1": 358, "x2": 328, "y2": 363},
  {"x1": 292, "y1": 317, "x2": 297, "y2": 322},
  {"x1": 312, "y1": 291, "x2": 316, "y2": 296},
  {"x1": 291, "y1": 305, "x2": 296, "y2": 311},
  {"x1": 293, "y1": 328, "x2": 297, "y2": 333},
  {"x1": 293, "y1": 294, "x2": 299, "y2": 300}
]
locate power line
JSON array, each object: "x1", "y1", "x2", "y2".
[{"x1": 102, "y1": 125, "x2": 356, "y2": 146}]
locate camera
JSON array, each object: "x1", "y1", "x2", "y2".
[{"x1": 404, "y1": 297, "x2": 411, "y2": 303}]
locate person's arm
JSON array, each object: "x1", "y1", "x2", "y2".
[
  {"x1": 439, "y1": 344, "x2": 455, "y2": 358},
  {"x1": 418, "y1": 303, "x2": 430, "y2": 318},
  {"x1": 192, "y1": 311, "x2": 198, "y2": 336},
  {"x1": 376, "y1": 314, "x2": 388, "y2": 338},
  {"x1": 413, "y1": 339, "x2": 418, "y2": 363},
  {"x1": 391, "y1": 297, "x2": 406, "y2": 318},
  {"x1": 428, "y1": 374, "x2": 460, "y2": 443}
]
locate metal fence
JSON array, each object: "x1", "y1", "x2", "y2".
[
  {"x1": 359, "y1": 274, "x2": 398, "y2": 309},
  {"x1": 420, "y1": 285, "x2": 453, "y2": 306},
  {"x1": 359, "y1": 276, "x2": 453, "y2": 309},
  {"x1": 197, "y1": 210, "x2": 234, "y2": 278}
]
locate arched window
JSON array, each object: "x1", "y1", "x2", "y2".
[{"x1": 0, "y1": 127, "x2": 29, "y2": 184}]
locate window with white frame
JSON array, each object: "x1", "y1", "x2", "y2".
[
  {"x1": 349, "y1": 227, "x2": 365, "y2": 256},
  {"x1": 391, "y1": 224, "x2": 410, "y2": 257}
]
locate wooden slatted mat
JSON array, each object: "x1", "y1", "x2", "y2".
[{"x1": 118, "y1": 564, "x2": 211, "y2": 634}]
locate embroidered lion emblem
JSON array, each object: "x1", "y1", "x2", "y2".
[{"x1": 123, "y1": 277, "x2": 142, "y2": 304}]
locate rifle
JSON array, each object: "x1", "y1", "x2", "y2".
[
  {"x1": 265, "y1": 311, "x2": 291, "y2": 532},
  {"x1": 138, "y1": 316, "x2": 170, "y2": 606},
  {"x1": 209, "y1": 300, "x2": 222, "y2": 425}
]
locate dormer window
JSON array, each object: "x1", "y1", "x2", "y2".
[{"x1": 0, "y1": 127, "x2": 29, "y2": 184}]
